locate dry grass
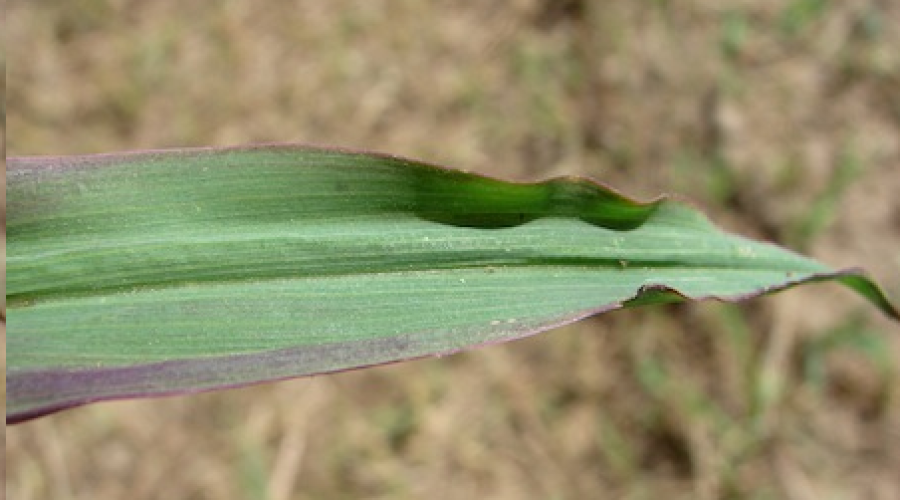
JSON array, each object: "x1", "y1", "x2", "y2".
[{"x1": 6, "y1": 1, "x2": 900, "y2": 499}]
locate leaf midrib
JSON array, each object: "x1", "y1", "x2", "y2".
[{"x1": 8, "y1": 252, "x2": 820, "y2": 308}]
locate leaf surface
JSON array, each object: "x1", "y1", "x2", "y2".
[{"x1": 7, "y1": 145, "x2": 897, "y2": 423}]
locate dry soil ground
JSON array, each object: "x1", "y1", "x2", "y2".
[{"x1": 5, "y1": 1, "x2": 900, "y2": 499}]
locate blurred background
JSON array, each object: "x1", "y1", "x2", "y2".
[{"x1": 5, "y1": 1, "x2": 900, "y2": 498}]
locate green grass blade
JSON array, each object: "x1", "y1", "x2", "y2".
[{"x1": 7, "y1": 145, "x2": 897, "y2": 423}]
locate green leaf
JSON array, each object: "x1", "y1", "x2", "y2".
[{"x1": 6, "y1": 145, "x2": 897, "y2": 423}]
